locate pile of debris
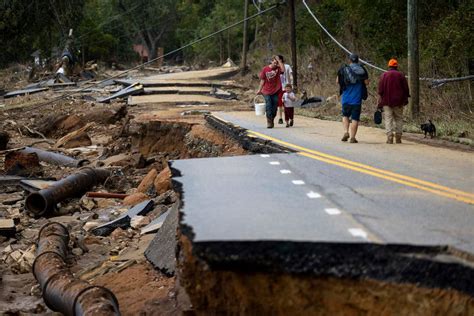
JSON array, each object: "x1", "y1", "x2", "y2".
[{"x1": 0, "y1": 76, "x2": 248, "y2": 314}]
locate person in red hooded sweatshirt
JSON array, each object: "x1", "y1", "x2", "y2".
[
  {"x1": 377, "y1": 58, "x2": 410, "y2": 144},
  {"x1": 256, "y1": 55, "x2": 285, "y2": 128}
]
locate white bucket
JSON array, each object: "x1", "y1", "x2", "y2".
[{"x1": 254, "y1": 95, "x2": 265, "y2": 116}]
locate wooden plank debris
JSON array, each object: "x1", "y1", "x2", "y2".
[
  {"x1": 128, "y1": 94, "x2": 232, "y2": 105},
  {"x1": 97, "y1": 82, "x2": 144, "y2": 103},
  {"x1": 4, "y1": 87, "x2": 48, "y2": 99}
]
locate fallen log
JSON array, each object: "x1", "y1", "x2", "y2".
[
  {"x1": 54, "y1": 123, "x2": 94, "y2": 149},
  {"x1": 25, "y1": 168, "x2": 111, "y2": 217}
]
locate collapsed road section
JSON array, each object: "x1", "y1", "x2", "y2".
[{"x1": 145, "y1": 117, "x2": 474, "y2": 314}]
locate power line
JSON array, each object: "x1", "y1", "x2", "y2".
[
  {"x1": 33, "y1": 1, "x2": 283, "y2": 108},
  {"x1": 301, "y1": 0, "x2": 386, "y2": 73},
  {"x1": 302, "y1": 0, "x2": 470, "y2": 85}
]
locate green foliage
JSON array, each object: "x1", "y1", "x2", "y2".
[
  {"x1": 0, "y1": 0, "x2": 472, "y2": 79},
  {"x1": 422, "y1": 1, "x2": 473, "y2": 76},
  {"x1": 0, "y1": 0, "x2": 85, "y2": 67}
]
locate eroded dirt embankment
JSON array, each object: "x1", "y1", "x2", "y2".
[{"x1": 178, "y1": 235, "x2": 474, "y2": 315}]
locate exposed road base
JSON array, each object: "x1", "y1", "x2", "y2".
[{"x1": 180, "y1": 236, "x2": 474, "y2": 315}]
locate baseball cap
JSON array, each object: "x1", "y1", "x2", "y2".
[
  {"x1": 388, "y1": 58, "x2": 398, "y2": 67},
  {"x1": 349, "y1": 53, "x2": 359, "y2": 63}
]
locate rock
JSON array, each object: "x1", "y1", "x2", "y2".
[
  {"x1": 96, "y1": 198, "x2": 117, "y2": 209},
  {"x1": 154, "y1": 190, "x2": 177, "y2": 205},
  {"x1": 123, "y1": 192, "x2": 149, "y2": 206},
  {"x1": 83, "y1": 235, "x2": 102, "y2": 245},
  {"x1": 130, "y1": 215, "x2": 151, "y2": 229},
  {"x1": 154, "y1": 166, "x2": 172, "y2": 194},
  {"x1": 80, "y1": 196, "x2": 97, "y2": 211},
  {"x1": 137, "y1": 169, "x2": 158, "y2": 193},
  {"x1": 102, "y1": 154, "x2": 131, "y2": 167},
  {"x1": 20, "y1": 228, "x2": 38, "y2": 240},
  {"x1": 110, "y1": 227, "x2": 129, "y2": 240},
  {"x1": 30, "y1": 284, "x2": 41, "y2": 297},
  {"x1": 83, "y1": 221, "x2": 100, "y2": 231},
  {"x1": 72, "y1": 248, "x2": 84, "y2": 256}
]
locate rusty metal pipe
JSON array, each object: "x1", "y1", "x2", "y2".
[
  {"x1": 36, "y1": 222, "x2": 69, "y2": 258},
  {"x1": 25, "y1": 168, "x2": 111, "y2": 216},
  {"x1": 86, "y1": 192, "x2": 128, "y2": 199},
  {"x1": 33, "y1": 222, "x2": 120, "y2": 316},
  {"x1": 21, "y1": 147, "x2": 89, "y2": 168}
]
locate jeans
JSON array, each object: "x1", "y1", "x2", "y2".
[{"x1": 264, "y1": 94, "x2": 278, "y2": 120}]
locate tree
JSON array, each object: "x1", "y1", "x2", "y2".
[{"x1": 115, "y1": 0, "x2": 178, "y2": 61}]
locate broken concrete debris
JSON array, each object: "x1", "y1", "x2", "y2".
[
  {"x1": 91, "y1": 200, "x2": 154, "y2": 236},
  {"x1": 140, "y1": 209, "x2": 170, "y2": 235},
  {"x1": 25, "y1": 168, "x2": 111, "y2": 216},
  {"x1": 144, "y1": 204, "x2": 179, "y2": 276},
  {"x1": 0, "y1": 218, "x2": 16, "y2": 236},
  {"x1": 0, "y1": 64, "x2": 253, "y2": 315}
]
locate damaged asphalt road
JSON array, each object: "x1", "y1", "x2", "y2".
[{"x1": 1, "y1": 64, "x2": 473, "y2": 315}]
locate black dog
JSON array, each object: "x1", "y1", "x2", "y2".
[
  {"x1": 300, "y1": 90, "x2": 322, "y2": 107},
  {"x1": 421, "y1": 120, "x2": 436, "y2": 138}
]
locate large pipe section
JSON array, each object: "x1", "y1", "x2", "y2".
[
  {"x1": 33, "y1": 222, "x2": 120, "y2": 316},
  {"x1": 25, "y1": 168, "x2": 111, "y2": 216},
  {"x1": 21, "y1": 147, "x2": 89, "y2": 168}
]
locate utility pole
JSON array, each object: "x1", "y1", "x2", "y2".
[
  {"x1": 407, "y1": 0, "x2": 420, "y2": 118},
  {"x1": 289, "y1": 0, "x2": 298, "y2": 88},
  {"x1": 241, "y1": 0, "x2": 249, "y2": 75}
]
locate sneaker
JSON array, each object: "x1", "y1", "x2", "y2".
[
  {"x1": 278, "y1": 118, "x2": 283, "y2": 124},
  {"x1": 349, "y1": 138, "x2": 358, "y2": 143},
  {"x1": 286, "y1": 123, "x2": 290, "y2": 128},
  {"x1": 341, "y1": 133, "x2": 350, "y2": 142},
  {"x1": 290, "y1": 119, "x2": 294, "y2": 127}
]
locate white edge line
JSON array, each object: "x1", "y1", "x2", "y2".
[
  {"x1": 348, "y1": 228, "x2": 368, "y2": 239},
  {"x1": 292, "y1": 180, "x2": 305, "y2": 185},
  {"x1": 325, "y1": 208, "x2": 341, "y2": 215}
]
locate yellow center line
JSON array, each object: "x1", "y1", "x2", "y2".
[{"x1": 247, "y1": 130, "x2": 474, "y2": 205}]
